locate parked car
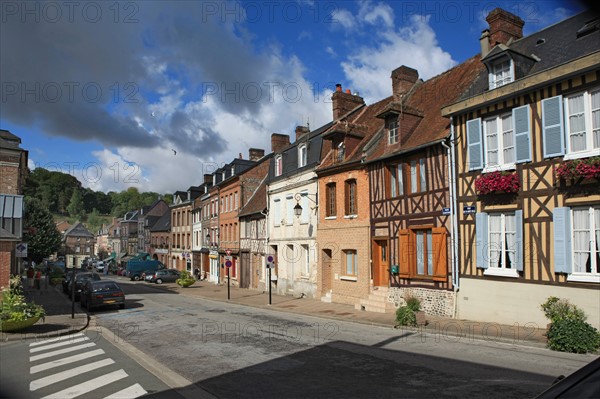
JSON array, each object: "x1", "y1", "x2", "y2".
[
  {"x1": 95, "y1": 261, "x2": 105, "y2": 273},
  {"x1": 80, "y1": 280, "x2": 125, "y2": 311},
  {"x1": 126, "y1": 259, "x2": 166, "y2": 281},
  {"x1": 145, "y1": 269, "x2": 180, "y2": 284},
  {"x1": 67, "y1": 272, "x2": 101, "y2": 300}
]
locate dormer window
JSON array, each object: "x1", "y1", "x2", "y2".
[
  {"x1": 489, "y1": 59, "x2": 513, "y2": 89},
  {"x1": 231, "y1": 166, "x2": 235, "y2": 176},
  {"x1": 335, "y1": 142, "x2": 345, "y2": 163},
  {"x1": 275, "y1": 155, "x2": 283, "y2": 177},
  {"x1": 298, "y1": 144, "x2": 307, "y2": 168},
  {"x1": 388, "y1": 119, "x2": 398, "y2": 144}
]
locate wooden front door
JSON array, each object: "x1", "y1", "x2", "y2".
[
  {"x1": 240, "y1": 252, "x2": 250, "y2": 288},
  {"x1": 372, "y1": 239, "x2": 389, "y2": 287}
]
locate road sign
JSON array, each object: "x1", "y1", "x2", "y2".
[
  {"x1": 463, "y1": 205, "x2": 476, "y2": 214},
  {"x1": 225, "y1": 249, "x2": 232, "y2": 256},
  {"x1": 266, "y1": 255, "x2": 275, "y2": 269},
  {"x1": 225, "y1": 255, "x2": 232, "y2": 261},
  {"x1": 16, "y1": 243, "x2": 27, "y2": 257},
  {"x1": 225, "y1": 259, "x2": 233, "y2": 268},
  {"x1": 442, "y1": 207, "x2": 451, "y2": 216}
]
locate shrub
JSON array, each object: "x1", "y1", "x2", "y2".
[
  {"x1": 546, "y1": 319, "x2": 600, "y2": 354},
  {"x1": 396, "y1": 296, "x2": 421, "y2": 327},
  {"x1": 1, "y1": 275, "x2": 45, "y2": 324},
  {"x1": 541, "y1": 296, "x2": 600, "y2": 354},
  {"x1": 176, "y1": 270, "x2": 195, "y2": 288}
]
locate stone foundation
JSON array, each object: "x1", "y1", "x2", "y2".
[{"x1": 387, "y1": 287, "x2": 455, "y2": 318}]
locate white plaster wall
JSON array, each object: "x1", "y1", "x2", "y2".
[{"x1": 457, "y1": 278, "x2": 600, "y2": 329}]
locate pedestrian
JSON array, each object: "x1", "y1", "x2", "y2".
[
  {"x1": 195, "y1": 268, "x2": 201, "y2": 280},
  {"x1": 35, "y1": 270, "x2": 41, "y2": 290},
  {"x1": 27, "y1": 267, "x2": 34, "y2": 288}
]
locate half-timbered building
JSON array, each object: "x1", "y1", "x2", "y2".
[
  {"x1": 442, "y1": 8, "x2": 600, "y2": 328},
  {"x1": 365, "y1": 59, "x2": 485, "y2": 316}
]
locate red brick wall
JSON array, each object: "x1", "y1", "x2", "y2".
[{"x1": 0, "y1": 241, "x2": 15, "y2": 290}]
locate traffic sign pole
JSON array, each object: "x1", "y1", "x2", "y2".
[
  {"x1": 227, "y1": 266, "x2": 230, "y2": 301},
  {"x1": 268, "y1": 267, "x2": 272, "y2": 305}
]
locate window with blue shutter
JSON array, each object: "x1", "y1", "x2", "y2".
[
  {"x1": 513, "y1": 105, "x2": 531, "y2": 163},
  {"x1": 553, "y1": 207, "x2": 572, "y2": 274},
  {"x1": 542, "y1": 96, "x2": 565, "y2": 158},
  {"x1": 476, "y1": 212, "x2": 489, "y2": 269},
  {"x1": 467, "y1": 118, "x2": 483, "y2": 170}
]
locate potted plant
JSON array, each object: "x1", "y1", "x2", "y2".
[
  {"x1": 474, "y1": 171, "x2": 520, "y2": 195},
  {"x1": 176, "y1": 270, "x2": 195, "y2": 288},
  {"x1": 554, "y1": 157, "x2": 600, "y2": 181},
  {"x1": 0, "y1": 275, "x2": 45, "y2": 332}
]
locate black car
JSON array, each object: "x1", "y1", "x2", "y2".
[
  {"x1": 80, "y1": 280, "x2": 125, "y2": 311},
  {"x1": 67, "y1": 272, "x2": 101, "y2": 300},
  {"x1": 535, "y1": 357, "x2": 600, "y2": 398}
]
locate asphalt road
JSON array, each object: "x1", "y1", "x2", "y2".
[{"x1": 89, "y1": 280, "x2": 597, "y2": 399}]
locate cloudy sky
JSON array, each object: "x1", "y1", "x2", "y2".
[{"x1": 1, "y1": 0, "x2": 586, "y2": 194}]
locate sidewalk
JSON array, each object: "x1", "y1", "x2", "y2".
[
  {"x1": 0, "y1": 279, "x2": 89, "y2": 343},
  {"x1": 141, "y1": 278, "x2": 549, "y2": 348}
]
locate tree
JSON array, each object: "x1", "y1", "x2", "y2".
[
  {"x1": 23, "y1": 197, "x2": 62, "y2": 263},
  {"x1": 67, "y1": 189, "x2": 85, "y2": 219}
]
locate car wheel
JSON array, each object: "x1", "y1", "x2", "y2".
[
  {"x1": 156, "y1": 279, "x2": 163, "y2": 284},
  {"x1": 133, "y1": 275, "x2": 140, "y2": 281}
]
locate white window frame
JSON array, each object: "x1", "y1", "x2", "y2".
[
  {"x1": 388, "y1": 119, "x2": 398, "y2": 144},
  {"x1": 275, "y1": 155, "x2": 283, "y2": 177},
  {"x1": 273, "y1": 198, "x2": 281, "y2": 227},
  {"x1": 286, "y1": 195, "x2": 294, "y2": 225},
  {"x1": 298, "y1": 144, "x2": 307, "y2": 168},
  {"x1": 489, "y1": 59, "x2": 513, "y2": 89},
  {"x1": 483, "y1": 112, "x2": 516, "y2": 172},
  {"x1": 484, "y1": 212, "x2": 519, "y2": 278},
  {"x1": 564, "y1": 88, "x2": 600, "y2": 160},
  {"x1": 302, "y1": 244, "x2": 310, "y2": 277},
  {"x1": 343, "y1": 249, "x2": 358, "y2": 278},
  {"x1": 568, "y1": 206, "x2": 600, "y2": 283}
]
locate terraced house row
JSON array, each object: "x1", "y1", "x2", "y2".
[{"x1": 134, "y1": 8, "x2": 600, "y2": 329}]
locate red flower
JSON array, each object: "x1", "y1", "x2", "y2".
[
  {"x1": 555, "y1": 157, "x2": 600, "y2": 180},
  {"x1": 475, "y1": 171, "x2": 520, "y2": 195}
]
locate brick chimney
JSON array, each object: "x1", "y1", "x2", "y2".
[
  {"x1": 391, "y1": 66, "x2": 419, "y2": 101},
  {"x1": 203, "y1": 174, "x2": 212, "y2": 184},
  {"x1": 332, "y1": 84, "x2": 365, "y2": 120},
  {"x1": 248, "y1": 148, "x2": 265, "y2": 161},
  {"x1": 486, "y1": 8, "x2": 524, "y2": 47},
  {"x1": 295, "y1": 126, "x2": 310, "y2": 142},
  {"x1": 271, "y1": 133, "x2": 290, "y2": 153}
]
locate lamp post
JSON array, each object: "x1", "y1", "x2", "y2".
[{"x1": 293, "y1": 193, "x2": 318, "y2": 218}]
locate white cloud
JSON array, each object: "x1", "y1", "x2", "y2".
[
  {"x1": 331, "y1": 9, "x2": 356, "y2": 30},
  {"x1": 325, "y1": 46, "x2": 337, "y2": 58},
  {"x1": 358, "y1": 1, "x2": 394, "y2": 28}
]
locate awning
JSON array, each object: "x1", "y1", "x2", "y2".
[{"x1": 120, "y1": 255, "x2": 134, "y2": 262}]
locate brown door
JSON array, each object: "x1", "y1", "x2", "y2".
[
  {"x1": 240, "y1": 252, "x2": 250, "y2": 288},
  {"x1": 372, "y1": 239, "x2": 389, "y2": 287}
]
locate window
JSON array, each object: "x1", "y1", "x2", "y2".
[
  {"x1": 475, "y1": 211, "x2": 522, "y2": 277},
  {"x1": 408, "y1": 158, "x2": 426, "y2": 193},
  {"x1": 335, "y1": 142, "x2": 345, "y2": 163},
  {"x1": 300, "y1": 191, "x2": 309, "y2": 224},
  {"x1": 302, "y1": 244, "x2": 310, "y2": 276},
  {"x1": 565, "y1": 89, "x2": 600, "y2": 156},
  {"x1": 275, "y1": 155, "x2": 283, "y2": 176},
  {"x1": 489, "y1": 59, "x2": 513, "y2": 89},
  {"x1": 398, "y1": 228, "x2": 448, "y2": 280},
  {"x1": 298, "y1": 144, "x2": 307, "y2": 168},
  {"x1": 388, "y1": 119, "x2": 398, "y2": 144},
  {"x1": 387, "y1": 163, "x2": 404, "y2": 198},
  {"x1": 326, "y1": 183, "x2": 336, "y2": 217},
  {"x1": 273, "y1": 198, "x2": 281, "y2": 227},
  {"x1": 345, "y1": 179, "x2": 357, "y2": 216},
  {"x1": 344, "y1": 250, "x2": 357, "y2": 276},
  {"x1": 286, "y1": 195, "x2": 294, "y2": 225},
  {"x1": 75, "y1": 246, "x2": 80, "y2": 253},
  {"x1": 484, "y1": 113, "x2": 515, "y2": 169},
  {"x1": 570, "y1": 207, "x2": 600, "y2": 280},
  {"x1": 415, "y1": 230, "x2": 433, "y2": 276},
  {"x1": 234, "y1": 192, "x2": 238, "y2": 210}
]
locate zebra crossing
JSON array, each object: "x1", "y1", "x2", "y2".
[{"x1": 28, "y1": 332, "x2": 148, "y2": 398}]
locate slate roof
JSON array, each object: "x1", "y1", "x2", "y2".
[
  {"x1": 64, "y1": 222, "x2": 94, "y2": 238},
  {"x1": 149, "y1": 211, "x2": 171, "y2": 232},
  {"x1": 238, "y1": 176, "x2": 267, "y2": 217},
  {"x1": 463, "y1": 10, "x2": 600, "y2": 100}
]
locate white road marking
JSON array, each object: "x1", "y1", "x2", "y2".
[
  {"x1": 40, "y1": 369, "x2": 128, "y2": 399},
  {"x1": 103, "y1": 383, "x2": 148, "y2": 398},
  {"x1": 31, "y1": 349, "x2": 105, "y2": 374},
  {"x1": 30, "y1": 358, "x2": 115, "y2": 391},
  {"x1": 30, "y1": 342, "x2": 97, "y2": 362},
  {"x1": 30, "y1": 337, "x2": 90, "y2": 353},
  {"x1": 30, "y1": 333, "x2": 85, "y2": 347}
]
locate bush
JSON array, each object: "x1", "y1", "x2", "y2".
[
  {"x1": 396, "y1": 296, "x2": 421, "y2": 327},
  {"x1": 541, "y1": 296, "x2": 600, "y2": 353},
  {"x1": 176, "y1": 270, "x2": 195, "y2": 288},
  {"x1": 1, "y1": 275, "x2": 45, "y2": 325},
  {"x1": 547, "y1": 319, "x2": 600, "y2": 354}
]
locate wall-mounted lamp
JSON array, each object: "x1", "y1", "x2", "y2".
[{"x1": 293, "y1": 193, "x2": 318, "y2": 218}]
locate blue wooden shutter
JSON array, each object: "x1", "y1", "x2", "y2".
[
  {"x1": 553, "y1": 207, "x2": 572, "y2": 274},
  {"x1": 467, "y1": 118, "x2": 483, "y2": 170},
  {"x1": 515, "y1": 210, "x2": 523, "y2": 271},
  {"x1": 476, "y1": 212, "x2": 489, "y2": 269},
  {"x1": 542, "y1": 96, "x2": 565, "y2": 158},
  {"x1": 513, "y1": 105, "x2": 531, "y2": 163}
]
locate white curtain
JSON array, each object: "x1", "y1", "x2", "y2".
[
  {"x1": 573, "y1": 209, "x2": 590, "y2": 273},
  {"x1": 427, "y1": 231, "x2": 433, "y2": 276},
  {"x1": 502, "y1": 114, "x2": 515, "y2": 164},
  {"x1": 485, "y1": 118, "x2": 498, "y2": 166},
  {"x1": 416, "y1": 231, "x2": 424, "y2": 275},
  {"x1": 489, "y1": 215, "x2": 502, "y2": 268},
  {"x1": 592, "y1": 90, "x2": 600, "y2": 149},
  {"x1": 505, "y1": 214, "x2": 516, "y2": 269},
  {"x1": 595, "y1": 208, "x2": 600, "y2": 273},
  {"x1": 568, "y1": 94, "x2": 586, "y2": 152}
]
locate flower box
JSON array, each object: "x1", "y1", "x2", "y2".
[
  {"x1": 475, "y1": 171, "x2": 520, "y2": 195},
  {"x1": 0, "y1": 316, "x2": 41, "y2": 332},
  {"x1": 554, "y1": 157, "x2": 600, "y2": 181}
]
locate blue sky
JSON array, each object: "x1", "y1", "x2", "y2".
[{"x1": 0, "y1": 0, "x2": 587, "y2": 194}]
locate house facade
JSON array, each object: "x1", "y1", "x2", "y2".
[
  {"x1": 62, "y1": 222, "x2": 95, "y2": 268},
  {"x1": 442, "y1": 9, "x2": 600, "y2": 328},
  {"x1": 149, "y1": 211, "x2": 170, "y2": 265},
  {"x1": 169, "y1": 188, "x2": 201, "y2": 272},
  {"x1": 0, "y1": 129, "x2": 27, "y2": 286},
  {"x1": 137, "y1": 199, "x2": 169, "y2": 254}
]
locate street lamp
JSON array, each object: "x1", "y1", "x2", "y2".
[{"x1": 293, "y1": 193, "x2": 318, "y2": 217}]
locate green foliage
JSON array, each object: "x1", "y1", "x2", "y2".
[
  {"x1": 396, "y1": 297, "x2": 421, "y2": 327},
  {"x1": 1, "y1": 276, "x2": 45, "y2": 323},
  {"x1": 67, "y1": 189, "x2": 85, "y2": 219},
  {"x1": 24, "y1": 197, "x2": 62, "y2": 263},
  {"x1": 541, "y1": 296, "x2": 600, "y2": 353},
  {"x1": 546, "y1": 319, "x2": 600, "y2": 354},
  {"x1": 176, "y1": 270, "x2": 195, "y2": 288},
  {"x1": 541, "y1": 296, "x2": 586, "y2": 323}
]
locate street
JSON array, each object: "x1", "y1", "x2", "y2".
[{"x1": 86, "y1": 279, "x2": 596, "y2": 398}]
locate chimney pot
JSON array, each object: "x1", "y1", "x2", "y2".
[
  {"x1": 486, "y1": 8, "x2": 524, "y2": 47},
  {"x1": 345, "y1": 89, "x2": 351, "y2": 94},
  {"x1": 331, "y1": 85, "x2": 365, "y2": 120},
  {"x1": 271, "y1": 133, "x2": 291, "y2": 153},
  {"x1": 335, "y1": 84, "x2": 342, "y2": 92},
  {"x1": 480, "y1": 29, "x2": 490, "y2": 57},
  {"x1": 248, "y1": 148, "x2": 265, "y2": 161},
  {"x1": 295, "y1": 126, "x2": 310, "y2": 142}
]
